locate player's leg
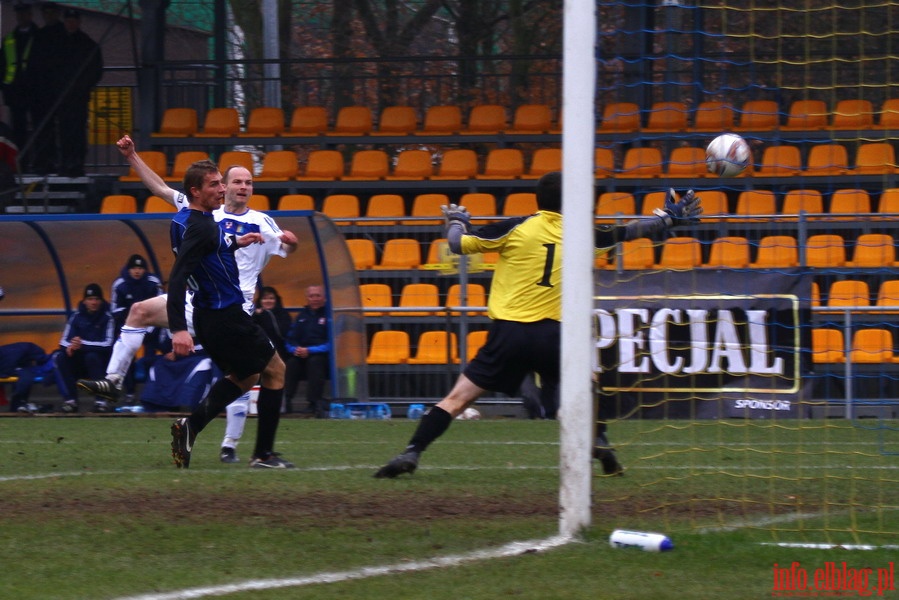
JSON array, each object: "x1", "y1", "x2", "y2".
[
  {"x1": 220, "y1": 392, "x2": 250, "y2": 463},
  {"x1": 305, "y1": 354, "x2": 328, "y2": 417},
  {"x1": 77, "y1": 295, "x2": 171, "y2": 400},
  {"x1": 250, "y1": 352, "x2": 294, "y2": 469},
  {"x1": 374, "y1": 373, "x2": 486, "y2": 479},
  {"x1": 593, "y1": 381, "x2": 624, "y2": 476}
]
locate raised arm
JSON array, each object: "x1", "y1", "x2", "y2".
[{"x1": 117, "y1": 135, "x2": 178, "y2": 203}]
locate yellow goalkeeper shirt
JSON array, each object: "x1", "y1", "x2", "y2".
[{"x1": 460, "y1": 210, "x2": 564, "y2": 322}]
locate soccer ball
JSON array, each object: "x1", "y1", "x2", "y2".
[
  {"x1": 456, "y1": 407, "x2": 481, "y2": 420},
  {"x1": 706, "y1": 133, "x2": 751, "y2": 177}
]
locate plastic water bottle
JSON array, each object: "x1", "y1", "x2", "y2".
[
  {"x1": 115, "y1": 405, "x2": 145, "y2": 413},
  {"x1": 407, "y1": 403, "x2": 425, "y2": 419},
  {"x1": 609, "y1": 530, "x2": 673, "y2": 552},
  {"x1": 328, "y1": 403, "x2": 347, "y2": 419}
]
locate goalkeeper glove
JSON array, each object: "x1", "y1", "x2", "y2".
[
  {"x1": 442, "y1": 203, "x2": 471, "y2": 233},
  {"x1": 661, "y1": 188, "x2": 702, "y2": 227}
]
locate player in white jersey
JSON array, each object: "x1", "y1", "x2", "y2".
[{"x1": 78, "y1": 135, "x2": 298, "y2": 466}]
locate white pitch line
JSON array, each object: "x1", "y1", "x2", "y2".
[
  {"x1": 111, "y1": 535, "x2": 574, "y2": 600},
  {"x1": 759, "y1": 542, "x2": 899, "y2": 550}
]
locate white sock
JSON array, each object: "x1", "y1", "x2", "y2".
[
  {"x1": 106, "y1": 326, "x2": 147, "y2": 382},
  {"x1": 224, "y1": 393, "x2": 250, "y2": 447}
]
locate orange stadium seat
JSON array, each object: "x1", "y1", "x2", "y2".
[
  {"x1": 256, "y1": 150, "x2": 298, "y2": 181},
  {"x1": 755, "y1": 145, "x2": 801, "y2": 177},
  {"x1": 666, "y1": 146, "x2": 708, "y2": 178},
  {"x1": 431, "y1": 148, "x2": 478, "y2": 180},
  {"x1": 696, "y1": 190, "x2": 729, "y2": 218},
  {"x1": 804, "y1": 234, "x2": 847, "y2": 268},
  {"x1": 345, "y1": 238, "x2": 377, "y2": 270},
  {"x1": 247, "y1": 195, "x2": 270, "y2": 211},
  {"x1": 811, "y1": 329, "x2": 845, "y2": 363},
  {"x1": 100, "y1": 194, "x2": 137, "y2": 213},
  {"x1": 327, "y1": 106, "x2": 373, "y2": 135},
  {"x1": 598, "y1": 102, "x2": 640, "y2": 132},
  {"x1": 359, "y1": 283, "x2": 394, "y2": 317},
  {"x1": 238, "y1": 107, "x2": 284, "y2": 137},
  {"x1": 277, "y1": 194, "x2": 314, "y2": 211},
  {"x1": 732, "y1": 190, "x2": 776, "y2": 222},
  {"x1": 366, "y1": 330, "x2": 410, "y2": 364},
  {"x1": 297, "y1": 150, "x2": 344, "y2": 180},
  {"x1": 643, "y1": 101, "x2": 688, "y2": 132},
  {"x1": 877, "y1": 98, "x2": 899, "y2": 130},
  {"x1": 195, "y1": 107, "x2": 241, "y2": 137},
  {"x1": 321, "y1": 194, "x2": 360, "y2": 225},
  {"x1": 165, "y1": 151, "x2": 209, "y2": 182},
  {"x1": 143, "y1": 195, "x2": 176, "y2": 213},
  {"x1": 692, "y1": 101, "x2": 735, "y2": 131},
  {"x1": 408, "y1": 330, "x2": 459, "y2": 364},
  {"x1": 847, "y1": 233, "x2": 896, "y2": 268},
  {"x1": 462, "y1": 104, "x2": 507, "y2": 134},
  {"x1": 464, "y1": 330, "x2": 489, "y2": 362},
  {"x1": 284, "y1": 106, "x2": 329, "y2": 136},
  {"x1": 620, "y1": 147, "x2": 663, "y2": 177},
  {"x1": 618, "y1": 238, "x2": 656, "y2": 270},
  {"x1": 594, "y1": 147, "x2": 616, "y2": 178},
  {"x1": 343, "y1": 149, "x2": 389, "y2": 180},
  {"x1": 781, "y1": 99, "x2": 829, "y2": 130},
  {"x1": 831, "y1": 99, "x2": 874, "y2": 129},
  {"x1": 853, "y1": 142, "x2": 898, "y2": 174},
  {"x1": 656, "y1": 236, "x2": 702, "y2": 269},
  {"x1": 751, "y1": 235, "x2": 798, "y2": 268},
  {"x1": 823, "y1": 280, "x2": 870, "y2": 314},
  {"x1": 446, "y1": 283, "x2": 487, "y2": 317},
  {"x1": 503, "y1": 192, "x2": 538, "y2": 216},
  {"x1": 522, "y1": 147, "x2": 561, "y2": 179},
  {"x1": 416, "y1": 105, "x2": 462, "y2": 135},
  {"x1": 362, "y1": 194, "x2": 405, "y2": 225},
  {"x1": 595, "y1": 191, "x2": 635, "y2": 223},
  {"x1": 372, "y1": 238, "x2": 422, "y2": 270},
  {"x1": 827, "y1": 189, "x2": 871, "y2": 220},
  {"x1": 476, "y1": 148, "x2": 524, "y2": 179},
  {"x1": 386, "y1": 149, "x2": 433, "y2": 180},
  {"x1": 151, "y1": 107, "x2": 198, "y2": 137},
  {"x1": 803, "y1": 143, "x2": 849, "y2": 176},
  {"x1": 704, "y1": 236, "x2": 751, "y2": 269},
  {"x1": 405, "y1": 193, "x2": 450, "y2": 225},
  {"x1": 373, "y1": 106, "x2": 418, "y2": 135},
  {"x1": 507, "y1": 104, "x2": 553, "y2": 134},
  {"x1": 781, "y1": 189, "x2": 824, "y2": 219},
  {"x1": 850, "y1": 328, "x2": 895, "y2": 363},
  {"x1": 877, "y1": 188, "x2": 899, "y2": 217},
  {"x1": 734, "y1": 100, "x2": 780, "y2": 131},
  {"x1": 459, "y1": 192, "x2": 497, "y2": 224},
  {"x1": 217, "y1": 150, "x2": 255, "y2": 175},
  {"x1": 390, "y1": 283, "x2": 441, "y2": 317}
]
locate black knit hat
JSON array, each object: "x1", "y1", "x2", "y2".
[
  {"x1": 127, "y1": 254, "x2": 147, "y2": 269},
  {"x1": 83, "y1": 283, "x2": 103, "y2": 299}
]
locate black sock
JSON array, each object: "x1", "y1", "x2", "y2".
[
  {"x1": 189, "y1": 378, "x2": 242, "y2": 434},
  {"x1": 406, "y1": 406, "x2": 453, "y2": 454},
  {"x1": 254, "y1": 386, "x2": 283, "y2": 459}
]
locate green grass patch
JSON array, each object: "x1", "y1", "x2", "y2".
[{"x1": 0, "y1": 417, "x2": 896, "y2": 599}]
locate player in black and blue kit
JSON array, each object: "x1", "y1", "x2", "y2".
[{"x1": 167, "y1": 160, "x2": 291, "y2": 469}]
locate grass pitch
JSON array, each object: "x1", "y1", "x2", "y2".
[{"x1": 0, "y1": 416, "x2": 896, "y2": 599}]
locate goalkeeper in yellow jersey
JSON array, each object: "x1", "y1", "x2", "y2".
[{"x1": 375, "y1": 171, "x2": 702, "y2": 478}]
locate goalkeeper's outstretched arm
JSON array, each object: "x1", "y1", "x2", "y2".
[{"x1": 594, "y1": 188, "x2": 702, "y2": 248}]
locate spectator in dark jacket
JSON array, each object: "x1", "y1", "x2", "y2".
[
  {"x1": 252, "y1": 286, "x2": 291, "y2": 362},
  {"x1": 283, "y1": 284, "x2": 330, "y2": 416},
  {"x1": 52, "y1": 282, "x2": 114, "y2": 412},
  {"x1": 0, "y1": 341, "x2": 52, "y2": 413},
  {"x1": 109, "y1": 253, "x2": 163, "y2": 399}
]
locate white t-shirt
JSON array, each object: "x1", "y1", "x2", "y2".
[{"x1": 173, "y1": 191, "x2": 288, "y2": 314}]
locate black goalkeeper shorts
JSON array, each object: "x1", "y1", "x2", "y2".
[{"x1": 463, "y1": 319, "x2": 560, "y2": 396}]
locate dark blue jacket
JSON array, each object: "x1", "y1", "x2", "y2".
[
  {"x1": 59, "y1": 300, "x2": 114, "y2": 351},
  {"x1": 111, "y1": 266, "x2": 163, "y2": 327},
  {"x1": 285, "y1": 304, "x2": 330, "y2": 355}
]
